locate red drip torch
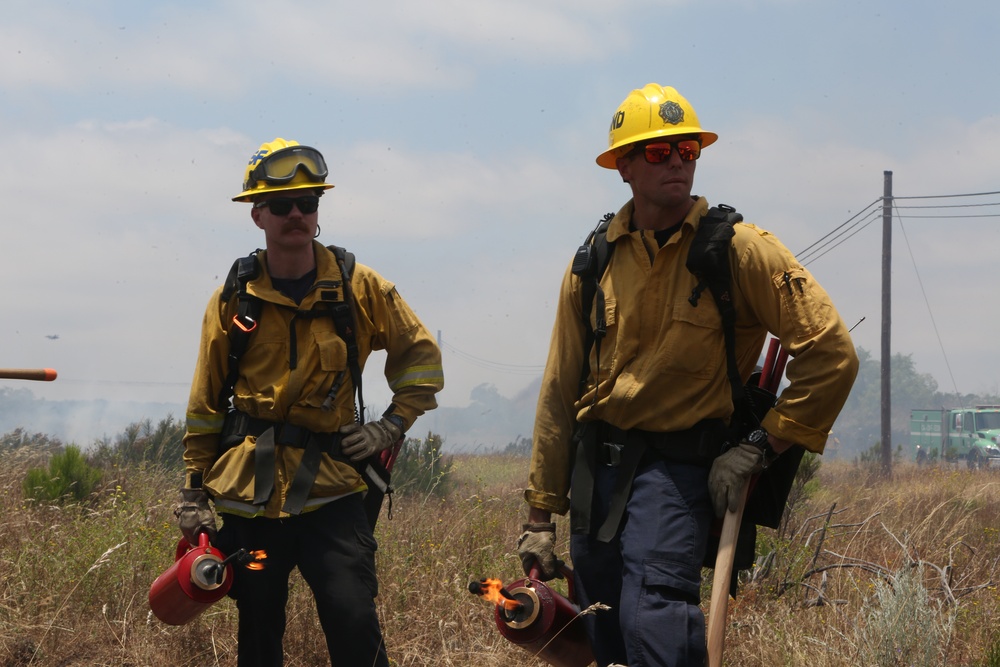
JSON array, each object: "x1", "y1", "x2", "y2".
[
  {"x1": 470, "y1": 564, "x2": 594, "y2": 667},
  {"x1": 149, "y1": 532, "x2": 262, "y2": 625}
]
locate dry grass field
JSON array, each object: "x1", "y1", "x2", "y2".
[{"x1": 2, "y1": 439, "x2": 1000, "y2": 666}]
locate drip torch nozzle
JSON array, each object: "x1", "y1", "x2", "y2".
[
  {"x1": 200, "y1": 549, "x2": 243, "y2": 586},
  {"x1": 468, "y1": 579, "x2": 503, "y2": 596},
  {"x1": 469, "y1": 578, "x2": 524, "y2": 612},
  {"x1": 202, "y1": 548, "x2": 263, "y2": 584}
]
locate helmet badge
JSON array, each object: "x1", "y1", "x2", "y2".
[{"x1": 659, "y1": 101, "x2": 684, "y2": 126}]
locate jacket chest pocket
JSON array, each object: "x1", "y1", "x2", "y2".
[
  {"x1": 662, "y1": 302, "x2": 724, "y2": 379},
  {"x1": 315, "y1": 330, "x2": 348, "y2": 372}
]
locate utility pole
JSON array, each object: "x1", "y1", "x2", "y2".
[{"x1": 881, "y1": 171, "x2": 893, "y2": 476}]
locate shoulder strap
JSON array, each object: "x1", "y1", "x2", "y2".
[
  {"x1": 324, "y1": 245, "x2": 364, "y2": 422},
  {"x1": 685, "y1": 204, "x2": 754, "y2": 431},
  {"x1": 572, "y1": 212, "x2": 616, "y2": 398},
  {"x1": 217, "y1": 246, "x2": 365, "y2": 421},
  {"x1": 218, "y1": 253, "x2": 263, "y2": 410}
]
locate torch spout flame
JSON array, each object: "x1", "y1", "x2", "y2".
[
  {"x1": 244, "y1": 550, "x2": 267, "y2": 571},
  {"x1": 469, "y1": 577, "x2": 523, "y2": 612}
]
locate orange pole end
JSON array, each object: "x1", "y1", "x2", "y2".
[{"x1": 0, "y1": 368, "x2": 58, "y2": 381}]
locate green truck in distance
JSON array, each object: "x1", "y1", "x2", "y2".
[{"x1": 911, "y1": 406, "x2": 1000, "y2": 467}]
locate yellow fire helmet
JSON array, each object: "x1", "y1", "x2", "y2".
[
  {"x1": 596, "y1": 84, "x2": 718, "y2": 169},
  {"x1": 232, "y1": 137, "x2": 335, "y2": 202}
]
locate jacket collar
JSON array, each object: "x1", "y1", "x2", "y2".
[{"x1": 606, "y1": 196, "x2": 710, "y2": 244}]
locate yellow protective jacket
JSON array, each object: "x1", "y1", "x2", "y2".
[
  {"x1": 184, "y1": 241, "x2": 444, "y2": 517},
  {"x1": 526, "y1": 198, "x2": 859, "y2": 515}
]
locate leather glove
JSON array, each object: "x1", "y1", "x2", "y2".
[
  {"x1": 339, "y1": 417, "x2": 402, "y2": 462},
  {"x1": 517, "y1": 522, "x2": 558, "y2": 580},
  {"x1": 174, "y1": 488, "x2": 217, "y2": 545},
  {"x1": 708, "y1": 443, "x2": 764, "y2": 518}
]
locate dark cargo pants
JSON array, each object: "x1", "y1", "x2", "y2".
[
  {"x1": 570, "y1": 457, "x2": 714, "y2": 667},
  {"x1": 216, "y1": 494, "x2": 388, "y2": 667}
]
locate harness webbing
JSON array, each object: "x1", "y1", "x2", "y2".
[
  {"x1": 574, "y1": 205, "x2": 747, "y2": 427},
  {"x1": 217, "y1": 245, "x2": 361, "y2": 415},
  {"x1": 570, "y1": 204, "x2": 752, "y2": 541},
  {"x1": 214, "y1": 245, "x2": 400, "y2": 524}
]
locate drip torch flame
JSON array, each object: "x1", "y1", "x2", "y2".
[
  {"x1": 468, "y1": 577, "x2": 522, "y2": 612},
  {"x1": 245, "y1": 550, "x2": 267, "y2": 571}
]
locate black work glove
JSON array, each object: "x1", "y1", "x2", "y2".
[{"x1": 174, "y1": 488, "x2": 217, "y2": 545}]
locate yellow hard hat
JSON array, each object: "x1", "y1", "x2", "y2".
[
  {"x1": 596, "y1": 84, "x2": 718, "y2": 169},
  {"x1": 232, "y1": 138, "x2": 335, "y2": 202}
]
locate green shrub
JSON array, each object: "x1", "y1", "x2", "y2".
[
  {"x1": 23, "y1": 445, "x2": 103, "y2": 503},
  {"x1": 88, "y1": 415, "x2": 185, "y2": 471},
  {"x1": 854, "y1": 564, "x2": 955, "y2": 666}
]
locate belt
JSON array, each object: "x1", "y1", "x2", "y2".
[
  {"x1": 220, "y1": 410, "x2": 347, "y2": 515},
  {"x1": 593, "y1": 421, "x2": 727, "y2": 468},
  {"x1": 571, "y1": 419, "x2": 730, "y2": 542}
]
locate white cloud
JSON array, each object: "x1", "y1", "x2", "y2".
[{"x1": 4, "y1": 0, "x2": 1000, "y2": 425}]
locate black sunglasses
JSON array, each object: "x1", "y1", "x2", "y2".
[{"x1": 253, "y1": 195, "x2": 320, "y2": 216}]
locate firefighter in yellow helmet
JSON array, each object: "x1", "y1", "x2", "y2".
[
  {"x1": 177, "y1": 138, "x2": 444, "y2": 666},
  {"x1": 518, "y1": 85, "x2": 858, "y2": 665}
]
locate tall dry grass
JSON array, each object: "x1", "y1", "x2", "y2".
[{"x1": 1, "y1": 442, "x2": 999, "y2": 666}]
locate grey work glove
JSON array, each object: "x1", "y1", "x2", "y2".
[
  {"x1": 708, "y1": 443, "x2": 764, "y2": 518},
  {"x1": 517, "y1": 522, "x2": 558, "y2": 580},
  {"x1": 339, "y1": 417, "x2": 402, "y2": 462},
  {"x1": 174, "y1": 488, "x2": 217, "y2": 546}
]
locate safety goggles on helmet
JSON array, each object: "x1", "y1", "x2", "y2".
[
  {"x1": 253, "y1": 195, "x2": 320, "y2": 216},
  {"x1": 245, "y1": 145, "x2": 329, "y2": 190},
  {"x1": 631, "y1": 139, "x2": 702, "y2": 164}
]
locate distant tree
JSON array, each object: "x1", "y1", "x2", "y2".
[
  {"x1": 23, "y1": 444, "x2": 103, "y2": 503},
  {"x1": 503, "y1": 435, "x2": 532, "y2": 457},
  {"x1": 0, "y1": 427, "x2": 62, "y2": 455},
  {"x1": 89, "y1": 415, "x2": 185, "y2": 470},
  {"x1": 390, "y1": 432, "x2": 455, "y2": 498},
  {"x1": 834, "y1": 348, "x2": 937, "y2": 459},
  {"x1": 931, "y1": 389, "x2": 1000, "y2": 409}
]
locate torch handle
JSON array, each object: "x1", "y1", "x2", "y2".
[
  {"x1": 528, "y1": 561, "x2": 578, "y2": 603},
  {"x1": 0, "y1": 368, "x2": 57, "y2": 381},
  {"x1": 758, "y1": 339, "x2": 779, "y2": 390},
  {"x1": 769, "y1": 349, "x2": 789, "y2": 392},
  {"x1": 707, "y1": 479, "x2": 750, "y2": 667},
  {"x1": 707, "y1": 337, "x2": 787, "y2": 666}
]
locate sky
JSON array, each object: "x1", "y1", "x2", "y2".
[{"x1": 3, "y1": 0, "x2": 1000, "y2": 428}]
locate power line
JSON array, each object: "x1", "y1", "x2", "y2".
[
  {"x1": 893, "y1": 189, "x2": 1000, "y2": 200},
  {"x1": 795, "y1": 198, "x2": 882, "y2": 261},
  {"x1": 797, "y1": 189, "x2": 1000, "y2": 265},
  {"x1": 893, "y1": 201, "x2": 1000, "y2": 209},
  {"x1": 893, "y1": 200, "x2": 959, "y2": 395},
  {"x1": 439, "y1": 339, "x2": 544, "y2": 375},
  {"x1": 797, "y1": 207, "x2": 882, "y2": 265}
]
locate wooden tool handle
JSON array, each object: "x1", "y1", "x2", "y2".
[{"x1": 0, "y1": 368, "x2": 58, "y2": 381}]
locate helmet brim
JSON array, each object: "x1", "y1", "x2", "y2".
[{"x1": 232, "y1": 181, "x2": 334, "y2": 203}]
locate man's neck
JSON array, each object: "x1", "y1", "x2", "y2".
[
  {"x1": 265, "y1": 244, "x2": 317, "y2": 280},
  {"x1": 631, "y1": 197, "x2": 695, "y2": 231}
]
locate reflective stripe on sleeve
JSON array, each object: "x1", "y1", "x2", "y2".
[
  {"x1": 186, "y1": 411, "x2": 225, "y2": 434},
  {"x1": 388, "y1": 364, "x2": 444, "y2": 391}
]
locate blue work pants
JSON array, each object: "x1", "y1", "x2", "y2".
[{"x1": 570, "y1": 458, "x2": 714, "y2": 667}]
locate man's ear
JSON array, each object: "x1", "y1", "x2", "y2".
[{"x1": 251, "y1": 205, "x2": 264, "y2": 229}]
